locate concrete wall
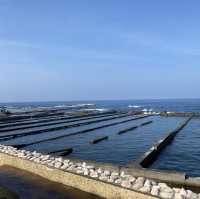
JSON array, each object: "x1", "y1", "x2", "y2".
[{"x1": 0, "y1": 152, "x2": 157, "y2": 199}]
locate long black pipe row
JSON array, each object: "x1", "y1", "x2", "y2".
[
  {"x1": 89, "y1": 120, "x2": 153, "y2": 144},
  {"x1": 0, "y1": 112, "x2": 121, "y2": 133},
  {"x1": 11, "y1": 115, "x2": 150, "y2": 149},
  {"x1": 0, "y1": 113, "x2": 131, "y2": 141},
  {"x1": 90, "y1": 121, "x2": 153, "y2": 144},
  {"x1": 135, "y1": 115, "x2": 193, "y2": 168},
  {"x1": 0, "y1": 111, "x2": 118, "y2": 129},
  {"x1": 0, "y1": 112, "x2": 65, "y2": 124}
]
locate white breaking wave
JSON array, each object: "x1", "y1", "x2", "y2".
[
  {"x1": 54, "y1": 104, "x2": 94, "y2": 108},
  {"x1": 54, "y1": 105, "x2": 68, "y2": 108},
  {"x1": 81, "y1": 108, "x2": 108, "y2": 112},
  {"x1": 128, "y1": 105, "x2": 141, "y2": 108}
]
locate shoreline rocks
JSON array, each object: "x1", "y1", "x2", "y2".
[{"x1": 0, "y1": 144, "x2": 199, "y2": 199}]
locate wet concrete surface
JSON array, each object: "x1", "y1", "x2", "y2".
[{"x1": 0, "y1": 166, "x2": 104, "y2": 199}]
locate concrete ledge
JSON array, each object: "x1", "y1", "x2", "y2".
[
  {"x1": 0, "y1": 152, "x2": 157, "y2": 199},
  {"x1": 123, "y1": 167, "x2": 186, "y2": 185},
  {"x1": 136, "y1": 116, "x2": 193, "y2": 168}
]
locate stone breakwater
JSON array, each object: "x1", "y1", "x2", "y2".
[{"x1": 0, "y1": 145, "x2": 199, "y2": 199}]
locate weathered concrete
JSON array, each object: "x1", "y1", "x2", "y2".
[
  {"x1": 136, "y1": 116, "x2": 193, "y2": 168},
  {"x1": 1, "y1": 145, "x2": 200, "y2": 198},
  {"x1": 0, "y1": 113, "x2": 129, "y2": 141},
  {"x1": 0, "y1": 152, "x2": 157, "y2": 199},
  {"x1": 160, "y1": 112, "x2": 200, "y2": 117},
  {"x1": 0, "y1": 112, "x2": 119, "y2": 132}
]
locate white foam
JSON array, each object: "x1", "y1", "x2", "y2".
[
  {"x1": 128, "y1": 105, "x2": 141, "y2": 108},
  {"x1": 81, "y1": 108, "x2": 108, "y2": 112},
  {"x1": 54, "y1": 104, "x2": 94, "y2": 108}
]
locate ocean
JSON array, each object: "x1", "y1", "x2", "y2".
[
  {"x1": 1, "y1": 99, "x2": 200, "y2": 113},
  {"x1": 1, "y1": 99, "x2": 200, "y2": 177}
]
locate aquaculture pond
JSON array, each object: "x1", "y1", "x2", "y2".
[
  {"x1": 151, "y1": 117, "x2": 200, "y2": 177},
  {"x1": 8, "y1": 116, "x2": 184, "y2": 166}
]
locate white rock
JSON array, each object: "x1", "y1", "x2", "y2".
[
  {"x1": 114, "y1": 179, "x2": 122, "y2": 184},
  {"x1": 111, "y1": 172, "x2": 119, "y2": 176},
  {"x1": 139, "y1": 185, "x2": 151, "y2": 193},
  {"x1": 107, "y1": 178, "x2": 114, "y2": 183},
  {"x1": 54, "y1": 162, "x2": 62, "y2": 168},
  {"x1": 83, "y1": 170, "x2": 89, "y2": 176},
  {"x1": 90, "y1": 172, "x2": 98, "y2": 178},
  {"x1": 104, "y1": 170, "x2": 111, "y2": 176},
  {"x1": 144, "y1": 179, "x2": 151, "y2": 187},
  {"x1": 120, "y1": 171, "x2": 125, "y2": 177},
  {"x1": 99, "y1": 176, "x2": 108, "y2": 181},
  {"x1": 129, "y1": 176, "x2": 136, "y2": 183},
  {"x1": 132, "y1": 182, "x2": 143, "y2": 190},
  {"x1": 135, "y1": 177, "x2": 145, "y2": 185},
  {"x1": 180, "y1": 188, "x2": 187, "y2": 198},
  {"x1": 76, "y1": 170, "x2": 84, "y2": 174},
  {"x1": 160, "y1": 191, "x2": 174, "y2": 199},
  {"x1": 87, "y1": 165, "x2": 94, "y2": 169},
  {"x1": 173, "y1": 188, "x2": 181, "y2": 193},
  {"x1": 174, "y1": 193, "x2": 185, "y2": 199},
  {"x1": 151, "y1": 185, "x2": 160, "y2": 196},
  {"x1": 121, "y1": 180, "x2": 131, "y2": 188}
]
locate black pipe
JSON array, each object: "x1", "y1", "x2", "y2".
[
  {"x1": 90, "y1": 136, "x2": 109, "y2": 144},
  {"x1": 140, "y1": 121, "x2": 153, "y2": 126},
  {"x1": 48, "y1": 148, "x2": 73, "y2": 156}
]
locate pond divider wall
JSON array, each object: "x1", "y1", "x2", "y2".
[
  {"x1": 160, "y1": 112, "x2": 200, "y2": 117},
  {"x1": 0, "y1": 113, "x2": 129, "y2": 141},
  {"x1": 135, "y1": 116, "x2": 193, "y2": 168},
  {"x1": 0, "y1": 112, "x2": 119, "y2": 130},
  {"x1": 0, "y1": 112, "x2": 65, "y2": 123},
  {"x1": 0, "y1": 112, "x2": 120, "y2": 132}
]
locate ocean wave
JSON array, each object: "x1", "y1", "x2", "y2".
[
  {"x1": 81, "y1": 108, "x2": 108, "y2": 112},
  {"x1": 128, "y1": 105, "x2": 141, "y2": 108},
  {"x1": 54, "y1": 104, "x2": 94, "y2": 108}
]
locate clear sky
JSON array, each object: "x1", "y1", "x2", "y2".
[{"x1": 0, "y1": 0, "x2": 200, "y2": 102}]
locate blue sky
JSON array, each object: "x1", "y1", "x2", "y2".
[{"x1": 0, "y1": 0, "x2": 200, "y2": 102}]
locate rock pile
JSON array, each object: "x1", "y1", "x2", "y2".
[{"x1": 0, "y1": 144, "x2": 199, "y2": 199}]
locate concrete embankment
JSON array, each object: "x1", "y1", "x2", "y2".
[
  {"x1": 160, "y1": 112, "x2": 200, "y2": 117},
  {"x1": 0, "y1": 145, "x2": 157, "y2": 199},
  {"x1": 0, "y1": 145, "x2": 200, "y2": 199},
  {"x1": 136, "y1": 116, "x2": 193, "y2": 168}
]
